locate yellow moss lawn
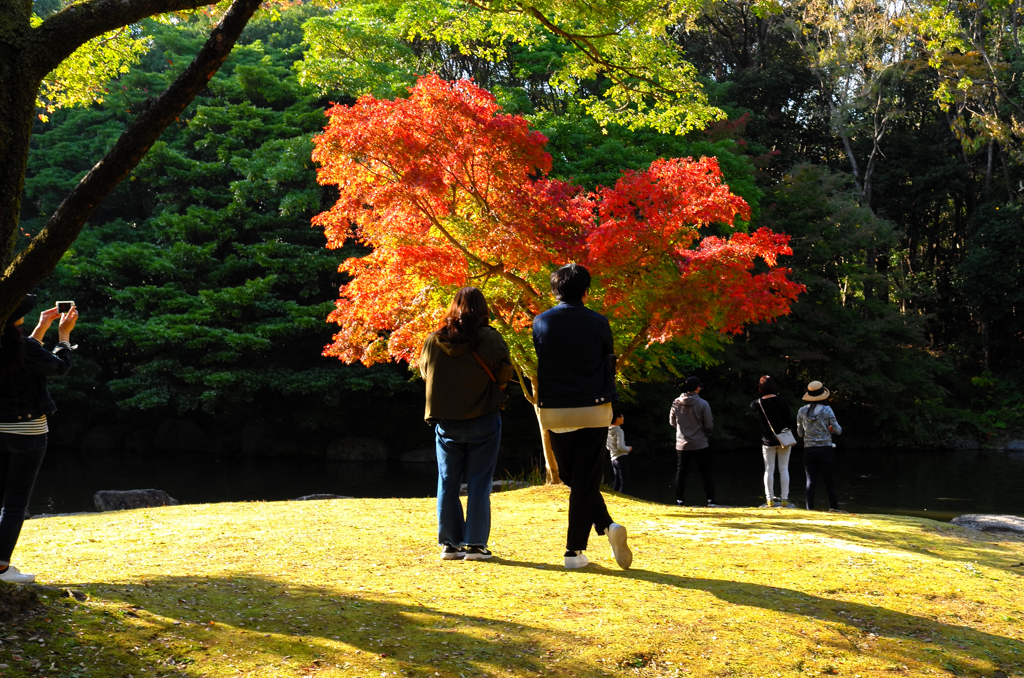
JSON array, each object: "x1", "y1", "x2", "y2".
[{"x1": 6, "y1": 485, "x2": 1024, "y2": 677}]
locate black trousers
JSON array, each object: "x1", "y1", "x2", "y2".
[
  {"x1": 0, "y1": 432, "x2": 47, "y2": 563},
  {"x1": 549, "y1": 427, "x2": 614, "y2": 552},
  {"x1": 675, "y1": 446, "x2": 715, "y2": 503},
  {"x1": 611, "y1": 455, "x2": 630, "y2": 494},
  {"x1": 804, "y1": 445, "x2": 838, "y2": 510}
]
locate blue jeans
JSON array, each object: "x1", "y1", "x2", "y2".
[
  {"x1": 0, "y1": 433, "x2": 48, "y2": 564},
  {"x1": 435, "y1": 410, "x2": 501, "y2": 547}
]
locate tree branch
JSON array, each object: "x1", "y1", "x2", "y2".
[
  {"x1": 462, "y1": 0, "x2": 620, "y2": 39},
  {"x1": 412, "y1": 194, "x2": 545, "y2": 305},
  {"x1": 29, "y1": 0, "x2": 227, "y2": 79},
  {"x1": 615, "y1": 323, "x2": 650, "y2": 371}
]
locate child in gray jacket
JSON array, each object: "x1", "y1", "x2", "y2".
[{"x1": 607, "y1": 411, "x2": 632, "y2": 494}]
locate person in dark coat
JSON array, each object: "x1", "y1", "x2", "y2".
[
  {"x1": 0, "y1": 294, "x2": 77, "y2": 583},
  {"x1": 533, "y1": 264, "x2": 632, "y2": 570},
  {"x1": 750, "y1": 375, "x2": 795, "y2": 507}
]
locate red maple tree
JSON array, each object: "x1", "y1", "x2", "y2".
[{"x1": 312, "y1": 74, "x2": 803, "y2": 482}]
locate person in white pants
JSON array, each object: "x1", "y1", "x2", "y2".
[{"x1": 750, "y1": 375, "x2": 795, "y2": 507}]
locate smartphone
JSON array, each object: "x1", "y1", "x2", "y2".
[{"x1": 56, "y1": 300, "x2": 75, "y2": 314}]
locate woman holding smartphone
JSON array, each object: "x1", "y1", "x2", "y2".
[{"x1": 0, "y1": 294, "x2": 77, "y2": 583}]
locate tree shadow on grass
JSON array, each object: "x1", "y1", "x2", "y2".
[
  {"x1": 68, "y1": 574, "x2": 587, "y2": 677},
  {"x1": 710, "y1": 516, "x2": 1024, "y2": 567},
  {"x1": 493, "y1": 558, "x2": 1024, "y2": 675}
]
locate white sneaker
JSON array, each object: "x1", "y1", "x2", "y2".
[
  {"x1": 0, "y1": 565, "x2": 35, "y2": 583},
  {"x1": 564, "y1": 550, "x2": 589, "y2": 569},
  {"x1": 606, "y1": 522, "x2": 632, "y2": 569}
]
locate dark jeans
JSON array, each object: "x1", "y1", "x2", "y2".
[
  {"x1": 549, "y1": 427, "x2": 613, "y2": 552},
  {"x1": 434, "y1": 411, "x2": 502, "y2": 547},
  {"x1": 610, "y1": 455, "x2": 630, "y2": 494},
  {"x1": 675, "y1": 446, "x2": 715, "y2": 503},
  {"x1": 0, "y1": 433, "x2": 47, "y2": 564},
  {"x1": 804, "y1": 445, "x2": 838, "y2": 510}
]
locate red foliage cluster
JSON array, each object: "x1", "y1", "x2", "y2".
[{"x1": 312, "y1": 74, "x2": 803, "y2": 373}]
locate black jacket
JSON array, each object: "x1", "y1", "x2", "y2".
[
  {"x1": 532, "y1": 301, "x2": 616, "y2": 408},
  {"x1": 0, "y1": 337, "x2": 73, "y2": 423},
  {"x1": 750, "y1": 395, "x2": 794, "y2": 446}
]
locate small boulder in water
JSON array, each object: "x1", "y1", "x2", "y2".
[
  {"x1": 326, "y1": 437, "x2": 388, "y2": 461},
  {"x1": 94, "y1": 489, "x2": 180, "y2": 512},
  {"x1": 947, "y1": 437, "x2": 980, "y2": 450},
  {"x1": 950, "y1": 514, "x2": 1024, "y2": 536}
]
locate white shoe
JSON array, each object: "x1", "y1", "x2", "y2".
[
  {"x1": 564, "y1": 550, "x2": 589, "y2": 569},
  {"x1": 606, "y1": 522, "x2": 632, "y2": 569},
  {"x1": 0, "y1": 565, "x2": 35, "y2": 583}
]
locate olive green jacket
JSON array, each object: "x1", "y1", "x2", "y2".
[{"x1": 419, "y1": 325, "x2": 515, "y2": 424}]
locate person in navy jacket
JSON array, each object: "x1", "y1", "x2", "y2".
[{"x1": 533, "y1": 264, "x2": 632, "y2": 570}]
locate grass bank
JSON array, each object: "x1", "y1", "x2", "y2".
[{"x1": 4, "y1": 486, "x2": 1024, "y2": 677}]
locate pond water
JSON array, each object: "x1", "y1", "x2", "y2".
[{"x1": 29, "y1": 445, "x2": 1024, "y2": 521}]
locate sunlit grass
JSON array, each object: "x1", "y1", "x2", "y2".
[{"x1": 6, "y1": 485, "x2": 1024, "y2": 677}]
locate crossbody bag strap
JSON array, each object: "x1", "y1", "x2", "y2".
[
  {"x1": 757, "y1": 398, "x2": 779, "y2": 436},
  {"x1": 470, "y1": 350, "x2": 497, "y2": 383}
]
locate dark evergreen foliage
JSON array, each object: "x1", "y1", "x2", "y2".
[{"x1": 24, "y1": 10, "x2": 413, "y2": 438}]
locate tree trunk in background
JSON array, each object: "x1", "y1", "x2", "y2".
[
  {"x1": 985, "y1": 140, "x2": 994, "y2": 198},
  {"x1": 534, "y1": 410, "x2": 561, "y2": 484},
  {"x1": 983, "y1": 320, "x2": 991, "y2": 373}
]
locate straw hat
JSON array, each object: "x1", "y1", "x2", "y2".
[{"x1": 802, "y1": 380, "x2": 830, "y2": 401}]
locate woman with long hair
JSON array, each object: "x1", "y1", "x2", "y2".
[
  {"x1": 750, "y1": 375, "x2": 795, "y2": 508},
  {"x1": 0, "y1": 294, "x2": 77, "y2": 583},
  {"x1": 419, "y1": 287, "x2": 513, "y2": 561}
]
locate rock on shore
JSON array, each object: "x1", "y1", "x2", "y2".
[
  {"x1": 950, "y1": 514, "x2": 1024, "y2": 536},
  {"x1": 94, "y1": 489, "x2": 180, "y2": 512}
]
